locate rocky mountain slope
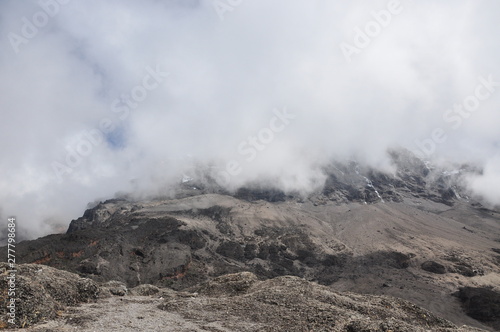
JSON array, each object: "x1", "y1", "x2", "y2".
[{"x1": 2, "y1": 150, "x2": 500, "y2": 330}]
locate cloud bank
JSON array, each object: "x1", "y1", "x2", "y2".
[{"x1": 1, "y1": 0, "x2": 499, "y2": 238}]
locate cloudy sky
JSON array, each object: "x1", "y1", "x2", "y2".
[{"x1": 1, "y1": 0, "x2": 499, "y2": 239}]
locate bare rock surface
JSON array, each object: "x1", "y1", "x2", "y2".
[{"x1": 1, "y1": 271, "x2": 489, "y2": 332}]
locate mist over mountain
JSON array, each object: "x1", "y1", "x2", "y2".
[
  {"x1": 6, "y1": 150, "x2": 500, "y2": 330},
  {"x1": 1, "y1": 0, "x2": 500, "y2": 239}
]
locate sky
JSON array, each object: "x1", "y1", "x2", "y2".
[{"x1": 1, "y1": 0, "x2": 499, "y2": 239}]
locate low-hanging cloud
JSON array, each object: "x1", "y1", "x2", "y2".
[{"x1": 1, "y1": 0, "x2": 499, "y2": 239}]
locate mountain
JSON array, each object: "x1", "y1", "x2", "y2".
[{"x1": 3, "y1": 150, "x2": 500, "y2": 331}]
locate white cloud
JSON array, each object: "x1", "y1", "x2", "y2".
[
  {"x1": 467, "y1": 156, "x2": 500, "y2": 206},
  {"x1": 0, "y1": 0, "x2": 499, "y2": 238}
]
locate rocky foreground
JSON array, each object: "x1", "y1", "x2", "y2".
[{"x1": 0, "y1": 264, "x2": 492, "y2": 331}]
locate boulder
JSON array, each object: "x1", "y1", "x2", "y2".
[
  {"x1": 0, "y1": 263, "x2": 99, "y2": 328},
  {"x1": 421, "y1": 260, "x2": 446, "y2": 274}
]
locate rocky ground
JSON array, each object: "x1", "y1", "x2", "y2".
[
  {"x1": 0, "y1": 267, "x2": 492, "y2": 331},
  {"x1": 1, "y1": 150, "x2": 500, "y2": 330}
]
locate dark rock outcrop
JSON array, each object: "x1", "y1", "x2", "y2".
[
  {"x1": 421, "y1": 260, "x2": 446, "y2": 274},
  {"x1": 456, "y1": 287, "x2": 500, "y2": 330},
  {"x1": 235, "y1": 186, "x2": 287, "y2": 202}
]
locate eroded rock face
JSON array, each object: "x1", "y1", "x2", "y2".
[
  {"x1": 12, "y1": 199, "x2": 424, "y2": 296},
  {"x1": 0, "y1": 263, "x2": 99, "y2": 328},
  {"x1": 316, "y1": 149, "x2": 474, "y2": 206}
]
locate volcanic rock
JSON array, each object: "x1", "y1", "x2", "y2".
[{"x1": 421, "y1": 260, "x2": 447, "y2": 274}]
